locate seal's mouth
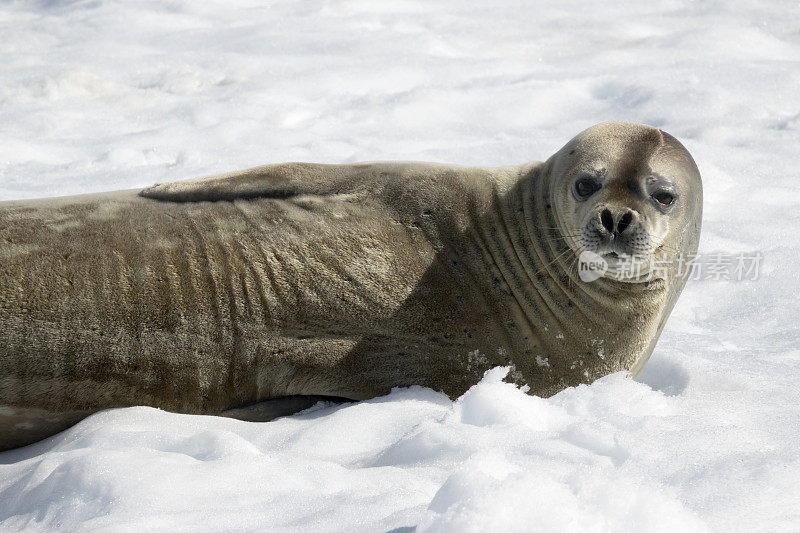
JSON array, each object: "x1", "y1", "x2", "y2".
[
  {"x1": 595, "y1": 240, "x2": 650, "y2": 261},
  {"x1": 597, "y1": 246, "x2": 634, "y2": 261}
]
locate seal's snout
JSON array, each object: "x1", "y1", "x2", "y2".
[
  {"x1": 597, "y1": 207, "x2": 638, "y2": 238},
  {"x1": 580, "y1": 205, "x2": 652, "y2": 259}
]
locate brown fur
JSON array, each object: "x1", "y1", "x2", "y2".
[{"x1": 0, "y1": 122, "x2": 702, "y2": 451}]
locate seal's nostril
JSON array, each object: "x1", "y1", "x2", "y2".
[
  {"x1": 617, "y1": 211, "x2": 633, "y2": 234},
  {"x1": 600, "y1": 209, "x2": 614, "y2": 233}
]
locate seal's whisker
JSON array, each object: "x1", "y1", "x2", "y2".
[{"x1": 533, "y1": 245, "x2": 576, "y2": 277}]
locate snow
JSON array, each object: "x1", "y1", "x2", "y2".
[{"x1": 1, "y1": 0, "x2": 799, "y2": 531}]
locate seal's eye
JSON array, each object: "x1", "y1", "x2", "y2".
[
  {"x1": 575, "y1": 177, "x2": 600, "y2": 199},
  {"x1": 652, "y1": 190, "x2": 675, "y2": 206}
]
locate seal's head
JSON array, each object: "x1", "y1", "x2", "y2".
[{"x1": 546, "y1": 121, "x2": 702, "y2": 282}]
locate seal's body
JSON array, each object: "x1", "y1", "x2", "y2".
[{"x1": 0, "y1": 122, "x2": 702, "y2": 451}]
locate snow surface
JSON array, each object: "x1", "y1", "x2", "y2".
[{"x1": 1, "y1": 0, "x2": 799, "y2": 531}]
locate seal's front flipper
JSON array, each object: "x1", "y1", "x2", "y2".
[
  {"x1": 139, "y1": 162, "x2": 404, "y2": 203},
  {"x1": 220, "y1": 395, "x2": 353, "y2": 422}
]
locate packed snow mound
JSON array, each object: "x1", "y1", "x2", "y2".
[
  {"x1": 0, "y1": 369, "x2": 710, "y2": 532},
  {"x1": 2, "y1": 364, "x2": 799, "y2": 531}
]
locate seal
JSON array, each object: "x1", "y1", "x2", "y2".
[{"x1": 0, "y1": 122, "x2": 702, "y2": 451}]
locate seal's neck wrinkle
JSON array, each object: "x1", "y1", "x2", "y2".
[
  {"x1": 467, "y1": 166, "x2": 604, "y2": 385},
  {"x1": 482, "y1": 163, "x2": 664, "y2": 385},
  {"x1": 524, "y1": 165, "x2": 600, "y2": 319}
]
